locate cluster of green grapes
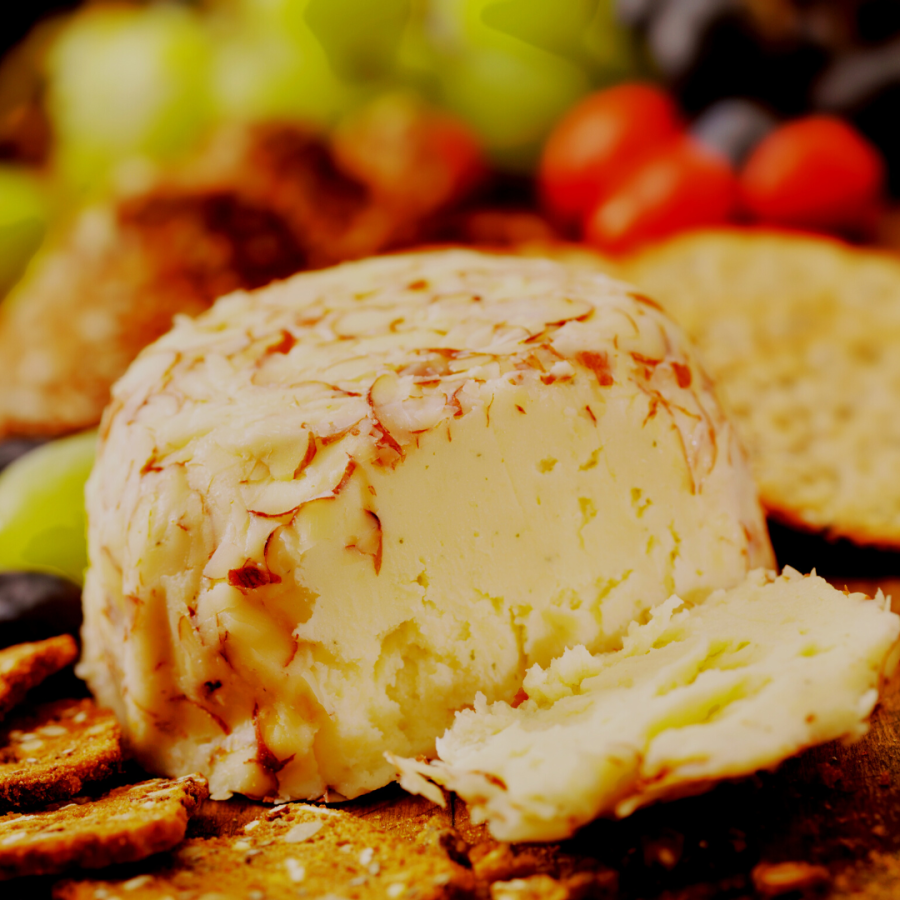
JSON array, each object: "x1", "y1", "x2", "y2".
[{"x1": 42, "y1": 0, "x2": 641, "y2": 186}]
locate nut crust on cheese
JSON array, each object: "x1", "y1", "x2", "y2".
[
  {"x1": 79, "y1": 249, "x2": 773, "y2": 803},
  {"x1": 392, "y1": 569, "x2": 900, "y2": 842}
]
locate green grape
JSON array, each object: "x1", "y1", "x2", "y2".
[
  {"x1": 437, "y1": 44, "x2": 590, "y2": 171},
  {"x1": 426, "y1": 0, "x2": 566, "y2": 54},
  {"x1": 0, "y1": 430, "x2": 96, "y2": 585},
  {"x1": 581, "y1": 0, "x2": 645, "y2": 81},
  {"x1": 212, "y1": 28, "x2": 370, "y2": 125},
  {"x1": 406, "y1": 0, "x2": 605, "y2": 171},
  {"x1": 304, "y1": 0, "x2": 411, "y2": 81},
  {"x1": 225, "y1": 0, "x2": 307, "y2": 31},
  {"x1": 0, "y1": 166, "x2": 47, "y2": 297},
  {"x1": 479, "y1": 0, "x2": 597, "y2": 59},
  {"x1": 211, "y1": 0, "x2": 375, "y2": 126},
  {"x1": 477, "y1": 0, "x2": 642, "y2": 79},
  {"x1": 46, "y1": 5, "x2": 213, "y2": 193}
]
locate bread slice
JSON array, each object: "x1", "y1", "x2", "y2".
[
  {"x1": 392, "y1": 568, "x2": 900, "y2": 841},
  {"x1": 621, "y1": 229, "x2": 900, "y2": 548}
]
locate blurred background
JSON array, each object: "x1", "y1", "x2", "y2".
[
  {"x1": 2, "y1": 0, "x2": 900, "y2": 269},
  {"x1": 2, "y1": 2, "x2": 900, "y2": 186}
]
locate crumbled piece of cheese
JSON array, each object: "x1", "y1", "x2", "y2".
[
  {"x1": 391, "y1": 568, "x2": 900, "y2": 841},
  {"x1": 79, "y1": 250, "x2": 772, "y2": 802}
]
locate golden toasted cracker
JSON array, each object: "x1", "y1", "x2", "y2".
[
  {"x1": 55, "y1": 801, "x2": 476, "y2": 900},
  {"x1": 0, "y1": 698, "x2": 122, "y2": 808},
  {"x1": 621, "y1": 229, "x2": 900, "y2": 548},
  {"x1": 0, "y1": 774, "x2": 207, "y2": 879},
  {"x1": 0, "y1": 636, "x2": 78, "y2": 721}
]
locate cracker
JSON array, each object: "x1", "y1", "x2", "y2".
[
  {"x1": 0, "y1": 636, "x2": 78, "y2": 721},
  {"x1": 0, "y1": 698, "x2": 123, "y2": 808},
  {"x1": 54, "y1": 801, "x2": 477, "y2": 900},
  {"x1": 621, "y1": 229, "x2": 900, "y2": 548},
  {"x1": 0, "y1": 774, "x2": 207, "y2": 879}
]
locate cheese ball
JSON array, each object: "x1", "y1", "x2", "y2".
[{"x1": 79, "y1": 250, "x2": 774, "y2": 801}]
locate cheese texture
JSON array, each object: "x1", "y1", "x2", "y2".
[
  {"x1": 392, "y1": 569, "x2": 900, "y2": 842},
  {"x1": 79, "y1": 250, "x2": 773, "y2": 802}
]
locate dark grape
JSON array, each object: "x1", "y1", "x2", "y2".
[
  {"x1": 849, "y1": 85, "x2": 900, "y2": 195},
  {"x1": 691, "y1": 98, "x2": 778, "y2": 166},
  {"x1": 645, "y1": 0, "x2": 830, "y2": 115},
  {"x1": 856, "y1": 0, "x2": 900, "y2": 44},
  {"x1": 0, "y1": 571, "x2": 82, "y2": 649},
  {"x1": 0, "y1": 438, "x2": 45, "y2": 473},
  {"x1": 813, "y1": 38, "x2": 900, "y2": 112},
  {"x1": 813, "y1": 37, "x2": 900, "y2": 194},
  {"x1": 645, "y1": 0, "x2": 736, "y2": 84}
]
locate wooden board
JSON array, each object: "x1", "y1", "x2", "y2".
[{"x1": 6, "y1": 575, "x2": 900, "y2": 899}]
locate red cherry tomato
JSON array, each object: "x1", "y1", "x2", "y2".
[
  {"x1": 539, "y1": 83, "x2": 683, "y2": 231},
  {"x1": 583, "y1": 136, "x2": 738, "y2": 253},
  {"x1": 740, "y1": 115, "x2": 885, "y2": 232}
]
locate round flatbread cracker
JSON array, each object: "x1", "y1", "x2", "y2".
[
  {"x1": 0, "y1": 636, "x2": 78, "y2": 721},
  {"x1": 622, "y1": 229, "x2": 900, "y2": 549},
  {"x1": 0, "y1": 774, "x2": 207, "y2": 879},
  {"x1": 0, "y1": 698, "x2": 122, "y2": 808}
]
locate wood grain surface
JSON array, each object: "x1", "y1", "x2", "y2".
[{"x1": 6, "y1": 575, "x2": 900, "y2": 899}]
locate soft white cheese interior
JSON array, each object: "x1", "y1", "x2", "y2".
[
  {"x1": 79, "y1": 249, "x2": 773, "y2": 802},
  {"x1": 392, "y1": 568, "x2": 900, "y2": 842}
]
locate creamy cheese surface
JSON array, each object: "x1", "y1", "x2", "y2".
[
  {"x1": 79, "y1": 250, "x2": 773, "y2": 801},
  {"x1": 392, "y1": 569, "x2": 900, "y2": 841}
]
